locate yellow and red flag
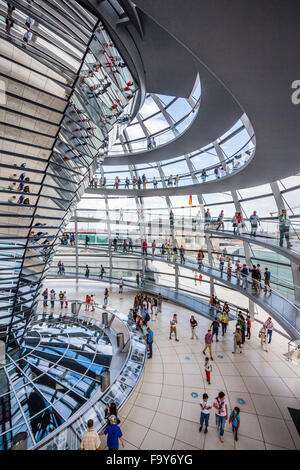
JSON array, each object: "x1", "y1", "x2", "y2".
[{"x1": 189, "y1": 194, "x2": 192, "y2": 206}]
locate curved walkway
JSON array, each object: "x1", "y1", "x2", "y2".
[
  {"x1": 46, "y1": 271, "x2": 236, "y2": 322},
  {"x1": 206, "y1": 229, "x2": 300, "y2": 266},
  {"x1": 70, "y1": 215, "x2": 300, "y2": 265},
  {"x1": 41, "y1": 281, "x2": 300, "y2": 451},
  {"x1": 72, "y1": 245, "x2": 300, "y2": 340}
]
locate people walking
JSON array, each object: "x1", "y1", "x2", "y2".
[
  {"x1": 190, "y1": 315, "x2": 198, "y2": 339},
  {"x1": 199, "y1": 393, "x2": 212, "y2": 433},
  {"x1": 220, "y1": 311, "x2": 229, "y2": 336},
  {"x1": 202, "y1": 329, "x2": 214, "y2": 360},
  {"x1": 264, "y1": 267, "x2": 272, "y2": 293},
  {"x1": 80, "y1": 419, "x2": 102, "y2": 450},
  {"x1": 59, "y1": 290, "x2": 64, "y2": 309},
  {"x1": 104, "y1": 288, "x2": 109, "y2": 306},
  {"x1": 265, "y1": 317, "x2": 274, "y2": 343},
  {"x1": 229, "y1": 407, "x2": 240, "y2": 442},
  {"x1": 100, "y1": 265, "x2": 105, "y2": 280},
  {"x1": 249, "y1": 211, "x2": 260, "y2": 237},
  {"x1": 213, "y1": 392, "x2": 228, "y2": 443},
  {"x1": 204, "y1": 357, "x2": 212, "y2": 385},
  {"x1": 85, "y1": 264, "x2": 90, "y2": 278},
  {"x1": 100, "y1": 415, "x2": 125, "y2": 450},
  {"x1": 197, "y1": 249, "x2": 204, "y2": 268},
  {"x1": 119, "y1": 277, "x2": 123, "y2": 294},
  {"x1": 259, "y1": 324, "x2": 268, "y2": 352},
  {"x1": 232, "y1": 326, "x2": 242, "y2": 353},
  {"x1": 246, "y1": 315, "x2": 251, "y2": 339},
  {"x1": 147, "y1": 327, "x2": 153, "y2": 359},
  {"x1": 169, "y1": 314, "x2": 179, "y2": 341},
  {"x1": 42, "y1": 288, "x2": 48, "y2": 307},
  {"x1": 211, "y1": 317, "x2": 220, "y2": 342}
]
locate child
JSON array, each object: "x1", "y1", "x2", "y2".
[
  {"x1": 204, "y1": 357, "x2": 212, "y2": 384},
  {"x1": 199, "y1": 393, "x2": 212, "y2": 433},
  {"x1": 229, "y1": 406, "x2": 240, "y2": 441}
]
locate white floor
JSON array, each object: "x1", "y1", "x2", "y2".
[{"x1": 43, "y1": 279, "x2": 300, "y2": 450}]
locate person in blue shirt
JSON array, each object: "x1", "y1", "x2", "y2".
[
  {"x1": 147, "y1": 327, "x2": 153, "y2": 358},
  {"x1": 100, "y1": 415, "x2": 124, "y2": 450},
  {"x1": 229, "y1": 407, "x2": 240, "y2": 441}
]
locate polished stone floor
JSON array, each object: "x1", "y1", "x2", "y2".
[{"x1": 43, "y1": 279, "x2": 300, "y2": 450}]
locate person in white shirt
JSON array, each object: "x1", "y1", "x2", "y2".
[
  {"x1": 259, "y1": 324, "x2": 268, "y2": 351},
  {"x1": 264, "y1": 317, "x2": 274, "y2": 343},
  {"x1": 169, "y1": 314, "x2": 179, "y2": 341},
  {"x1": 199, "y1": 393, "x2": 212, "y2": 433}
]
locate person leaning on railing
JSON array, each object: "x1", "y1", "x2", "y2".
[{"x1": 278, "y1": 209, "x2": 292, "y2": 248}]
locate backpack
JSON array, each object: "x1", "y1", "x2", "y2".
[{"x1": 145, "y1": 313, "x2": 150, "y2": 322}]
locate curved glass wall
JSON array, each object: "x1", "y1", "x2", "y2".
[{"x1": 107, "y1": 77, "x2": 201, "y2": 155}]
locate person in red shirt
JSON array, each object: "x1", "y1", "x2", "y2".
[{"x1": 142, "y1": 240, "x2": 148, "y2": 255}]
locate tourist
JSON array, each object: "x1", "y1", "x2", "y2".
[
  {"x1": 204, "y1": 357, "x2": 212, "y2": 385},
  {"x1": 264, "y1": 267, "x2": 272, "y2": 293},
  {"x1": 219, "y1": 253, "x2": 225, "y2": 273},
  {"x1": 80, "y1": 419, "x2": 101, "y2": 450},
  {"x1": 153, "y1": 177, "x2": 158, "y2": 188},
  {"x1": 249, "y1": 264, "x2": 261, "y2": 293},
  {"x1": 204, "y1": 208, "x2": 211, "y2": 228},
  {"x1": 169, "y1": 314, "x2": 179, "y2": 341},
  {"x1": 220, "y1": 310, "x2": 229, "y2": 336},
  {"x1": 90, "y1": 295, "x2": 95, "y2": 312},
  {"x1": 104, "y1": 288, "x2": 109, "y2": 306},
  {"x1": 211, "y1": 317, "x2": 220, "y2": 342},
  {"x1": 128, "y1": 238, "x2": 133, "y2": 252},
  {"x1": 194, "y1": 271, "x2": 198, "y2": 286},
  {"x1": 265, "y1": 316, "x2": 274, "y2": 343},
  {"x1": 278, "y1": 209, "x2": 292, "y2": 248},
  {"x1": 59, "y1": 291, "x2": 64, "y2": 309},
  {"x1": 85, "y1": 264, "x2": 90, "y2": 278},
  {"x1": 113, "y1": 238, "x2": 117, "y2": 251},
  {"x1": 216, "y1": 210, "x2": 224, "y2": 231},
  {"x1": 249, "y1": 210, "x2": 260, "y2": 237},
  {"x1": 202, "y1": 329, "x2": 213, "y2": 360},
  {"x1": 42, "y1": 288, "x2": 48, "y2": 307},
  {"x1": 153, "y1": 297, "x2": 158, "y2": 317},
  {"x1": 179, "y1": 245, "x2": 185, "y2": 264},
  {"x1": 85, "y1": 294, "x2": 91, "y2": 311},
  {"x1": 142, "y1": 240, "x2": 147, "y2": 255},
  {"x1": 235, "y1": 259, "x2": 243, "y2": 284},
  {"x1": 152, "y1": 240, "x2": 156, "y2": 256},
  {"x1": 50, "y1": 289, "x2": 56, "y2": 309},
  {"x1": 147, "y1": 327, "x2": 153, "y2": 359},
  {"x1": 190, "y1": 315, "x2": 198, "y2": 340},
  {"x1": 100, "y1": 265, "x2": 105, "y2": 280},
  {"x1": 209, "y1": 294, "x2": 216, "y2": 315},
  {"x1": 239, "y1": 313, "x2": 246, "y2": 343},
  {"x1": 100, "y1": 415, "x2": 124, "y2": 450},
  {"x1": 199, "y1": 393, "x2": 212, "y2": 433},
  {"x1": 85, "y1": 234, "x2": 89, "y2": 247},
  {"x1": 105, "y1": 403, "x2": 120, "y2": 425},
  {"x1": 229, "y1": 407, "x2": 240, "y2": 442},
  {"x1": 259, "y1": 324, "x2": 268, "y2": 352},
  {"x1": 232, "y1": 325, "x2": 242, "y2": 353},
  {"x1": 201, "y1": 169, "x2": 207, "y2": 183},
  {"x1": 63, "y1": 291, "x2": 68, "y2": 309},
  {"x1": 175, "y1": 174, "x2": 179, "y2": 186},
  {"x1": 246, "y1": 314, "x2": 251, "y2": 339},
  {"x1": 136, "y1": 272, "x2": 140, "y2": 287},
  {"x1": 213, "y1": 392, "x2": 228, "y2": 443},
  {"x1": 197, "y1": 249, "x2": 205, "y2": 268},
  {"x1": 119, "y1": 277, "x2": 123, "y2": 294},
  {"x1": 241, "y1": 264, "x2": 249, "y2": 289}
]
